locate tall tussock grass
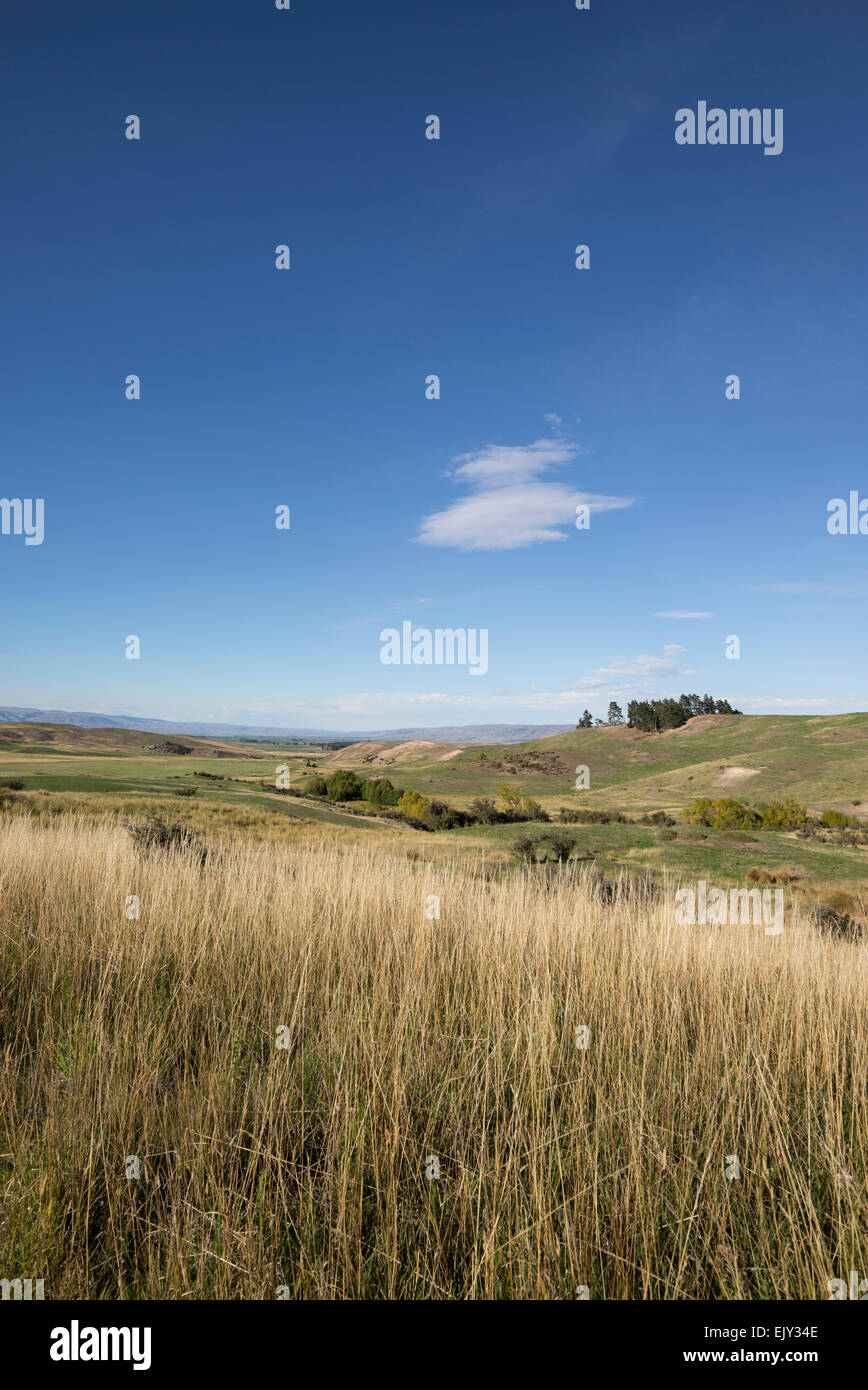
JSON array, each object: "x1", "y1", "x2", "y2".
[{"x1": 1, "y1": 814, "x2": 866, "y2": 1299}]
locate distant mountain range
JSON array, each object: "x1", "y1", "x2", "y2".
[{"x1": 0, "y1": 706, "x2": 574, "y2": 746}]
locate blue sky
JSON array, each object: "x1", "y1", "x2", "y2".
[{"x1": 2, "y1": 0, "x2": 867, "y2": 730}]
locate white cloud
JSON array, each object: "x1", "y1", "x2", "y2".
[
  {"x1": 663, "y1": 644, "x2": 686, "y2": 655},
  {"x1": 652, "y1": 610, "x2": 714, "y2": 620},
  {"x1": 416, "y1": 435, "x2": 634, "y2": 551}
]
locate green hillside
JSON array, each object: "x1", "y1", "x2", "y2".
[{"x1": 342, "y1": 713, "x2": 868, "y2": 816}]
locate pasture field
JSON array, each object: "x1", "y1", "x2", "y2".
[{"x1": 1, "y1": 815, "x2": 866, "y2": 1299}]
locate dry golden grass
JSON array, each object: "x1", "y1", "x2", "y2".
[{"x1": 1, "y1": 813, "x2": 866, "y2": 1299}]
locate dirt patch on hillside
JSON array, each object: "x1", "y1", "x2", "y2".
[
  {"x1": 324, "y1": 742, "x2": 391, "y2": 763},
  {"x1": 326, "y1": 739, "x2": 458, "y2": 766},
  {"x1": 715, "y1": 766, "x2": 762, "y2": 785},
  {"x1": 370, "y1": 739, "x2": 456, "y2": 765},
  {"x1": 492, "y1": 750, "x2": 570, "y2": 776},
  {"x1": 674, "y1": 715, "x2": 743, "y2": 735}
]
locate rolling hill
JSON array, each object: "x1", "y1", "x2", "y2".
[
  {"x1": 327, "y1": 712, "x2": 868, "y2": 816},
  {"x1": 0, "y1": 722, "x2": 269, "y2": 759}
]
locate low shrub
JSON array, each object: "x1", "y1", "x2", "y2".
[
  {"x1": 423, "y1": 799, "x2": 474, "y2": 830},
  {"x1": 512, "y1": 830, "x2": 576, "y2": 864},
  {"x1": 126, "y1": 815, "x2": 207, "y2": 865},
  {"x1": 683, "y1": 797, "x2": 807, "y2": 831}
]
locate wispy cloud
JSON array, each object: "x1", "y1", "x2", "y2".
[
  {"x1": 233, "y1": 648, "x2": 692, "y2": 723},
  {"x1": 583, "y1": 654, "x2": 682, "y2": 683},
  {"x1": 416, "y1": 435, "x2": 634, "y2": 551},
  {"x1": 653, "y1": 610, "x2": 714, "y2": 620}
]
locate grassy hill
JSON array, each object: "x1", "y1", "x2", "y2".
[
  {"x1": 0, "y1": 721, "x2": 269, "y2": 758},
  {"x1": 330, "y1": 713, "x2": 868, "y2": 817}
]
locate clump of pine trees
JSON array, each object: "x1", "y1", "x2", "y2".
[{"x1": 626, "y1": 694, "x2": 740, "y2": 732}]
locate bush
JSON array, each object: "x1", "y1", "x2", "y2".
[
  {"x1": 688, "y1": 797, "x2": 808, "y2": 831},
  {"x1": 756, "y1": 799, "x2": 808, "y2": 830},
  {"x1": 820, "y1": 808, "x2": 859, "y2": 828},
  {"x1": 810, "y1": 894, "x2": 862, "y2": 941},
  {"x1": 541, "y1": 831, "x2": 577, "y2": 862},
  {"x1": 512, "y1": 830, "x2": 576, "y2": 864},
  {"x1": 683, "y1": 798, "x2": 761, "y2": 830},
  {"x1": 747, "y1": 867, "x2": 796, "y2": 886},
  {"x1": 522, "y1": 798, "x2": 550, "y2": 822},
  {"x1": 747, "y1": 867, "x2": 774, "y2": 885},
  {"x1": 682, "y1": 797, "x2": 807, "y2": 832},
  {"x1": 361, "y1": 777, "x2": 400, "y2": 806},
  {"x1": 0, "y1": 778, "x2": 24, "y2": 790},
  {"x1": 656, "y1": 827, "x2": 677, "y2": 842},
  {"x1": 398, "y1": 790, "x2": 429, "y2": 821},
  {"x1": 126, "y1": 816, "x2": 207, "y2": 865},
  {"x1": 469, "y1": 797, "x2": 549, "y2": 826},
  {"x1": 304, "y1": 775, "x2": 329, "y2": 796},
  {"x1": 423, "y1": 799, "x2": 474, "y2": 830},
  {"x1": 512, "y1": 833, "x2": 539, "y2": 863},
  {"x1": 325, "y1": 770, "x2": 364, "y2": 802}
]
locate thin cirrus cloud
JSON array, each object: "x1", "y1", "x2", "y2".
[
  {"x1": 415, "y1": 436, "x2": 635, "y2": 551},
  {"x1": 652, "y1": 610, "x2": 714, "y2": 619}
]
